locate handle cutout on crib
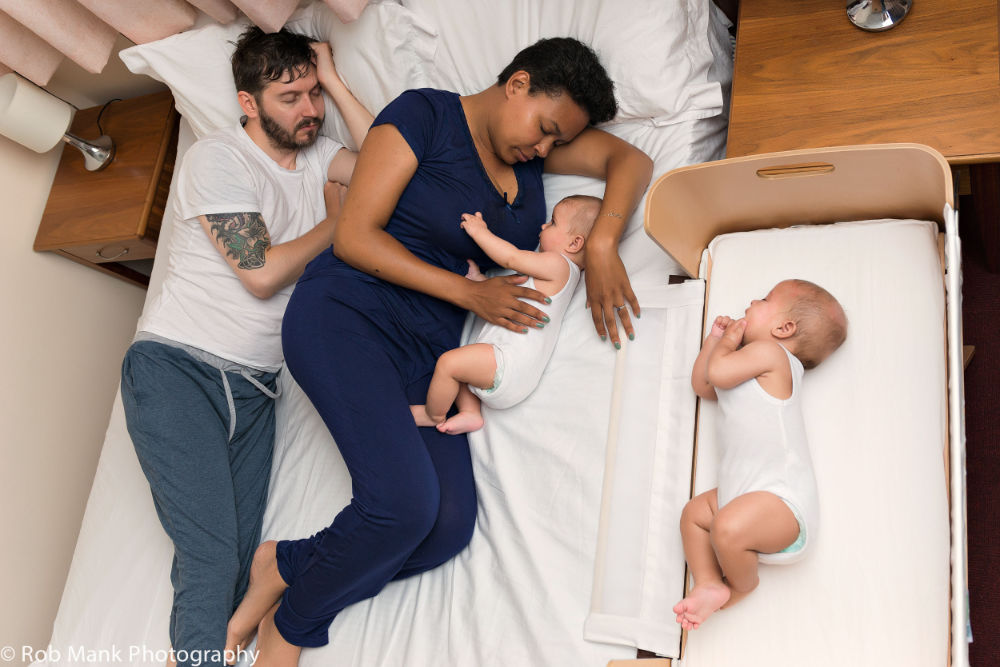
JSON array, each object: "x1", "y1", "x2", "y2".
[{"x1": 755, "y1": 162, "x2": 836, "y2": 179}]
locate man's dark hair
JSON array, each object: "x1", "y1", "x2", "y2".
[
  {"x1": 496, "y1": 37, "x2": 617, "y2": 125},
  {"x1": 231, "y1": 27, "x2": 317, "y2": 98}
]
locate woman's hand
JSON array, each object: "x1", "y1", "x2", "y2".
[
  {"x1": 461, "y1": 275, "x2": 550, "y2": 333},
  {"x1": 584, "y1": 237, "x2": 639, "y2": 348}
]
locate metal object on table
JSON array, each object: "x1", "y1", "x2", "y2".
[{"x1": 847, "y1": 0, "x2": 912, "y2": 31}]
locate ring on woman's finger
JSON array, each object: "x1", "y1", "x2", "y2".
[{"x1": 614, "y1": 304, "x2": 626, "y2": 311}]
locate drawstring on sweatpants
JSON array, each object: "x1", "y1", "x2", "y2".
[{"x1": 219, "y1": 368, "x2": 281, "y2": 443}]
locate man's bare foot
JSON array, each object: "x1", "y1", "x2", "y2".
[
  {"x1": 226, "y1": 541, "x2": 289, "y2": 664},
  {"x1": 253, "y1": 602, "x2": 301, "y2": 667},
  {"x1": 435, "y1": 410, "x2": 484, "y2": 435},
  {"x1": 672, "y1": 581, "x2": 731, "y2": 631},
  {"x1": 410, "y1": 405, "x2": 438, "y2": 428}
]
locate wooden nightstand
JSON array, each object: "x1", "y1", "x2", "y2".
[
  {"x1": 727, "y1": 0, "x2": 1000, "y2": 161},
  {"x1": 34, "y1": 89, "x2": 178, "y2": 288}
]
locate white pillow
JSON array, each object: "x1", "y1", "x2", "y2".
[
  {"x1": 119, "y1": 2, "x2": 435, "y2": 148},
  {"x1": 401, "y1": 0, "x2": 724, "y2": 126}
]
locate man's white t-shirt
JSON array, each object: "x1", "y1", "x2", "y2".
[{"x1": 138, "y1": 124, "x2": 342, "y2": 372}]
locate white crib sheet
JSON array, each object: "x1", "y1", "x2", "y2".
[{"x1": 681, "y1": 220, "x2": 950, "y2": 665}]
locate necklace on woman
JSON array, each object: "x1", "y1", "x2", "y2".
[
  {"x1": 471, "y1": 132, "x2": 514, "y2": 204},
  {"x1": 483, "y1": 164, "x2": 509, "y2": 203},
  {"x1": 475, "y1": 143, "x2": 521, "y2": 224}
]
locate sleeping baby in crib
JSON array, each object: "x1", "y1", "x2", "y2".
[
  {"x1": 674, "y1": 279, "x2": 848, "y2": 631},
  {"x1": 410, "y1": 194, "x2": 601, "y2": 434}
]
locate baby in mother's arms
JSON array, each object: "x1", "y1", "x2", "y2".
[{"x1": 411, "y1": 194, "x2": 602, "y2": 434}]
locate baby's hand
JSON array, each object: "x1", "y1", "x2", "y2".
[
  {"x1": 460, "y1": 212, "x2": 488, "y2": 236},
  {"x1": 465, "y1": 259, "x2": 487, "y2": 282},
  {"x1": 710, "y1": 315, "x2": 732, "y2": 338},
  {"x1": 721, "y1": 318, "x2": 747, "y2": 347}
]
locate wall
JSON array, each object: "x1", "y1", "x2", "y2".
[{"x1": 0, "y1": 44, "x2": 158, "y2": 663}]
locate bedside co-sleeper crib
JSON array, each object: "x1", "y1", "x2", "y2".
[{"x1": 587, "y1": 144, "x2": 969, "y2": 666}]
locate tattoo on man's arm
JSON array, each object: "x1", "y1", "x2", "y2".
[{"x1": 206, "y1": 212, "x2": 270, "y2": 270}]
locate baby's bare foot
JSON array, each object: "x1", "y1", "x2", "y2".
[
  {"x1": 435, "y1": 411, "x2": 485, "y2": 435},
  {"x1": 672, "y1": 582, "x2": 731, "y2": 631}
]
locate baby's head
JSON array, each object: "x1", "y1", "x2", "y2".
[
  {"x1": 539, "y1": 194, "x2": 602, "y2": 268},
  {"x1": 742, "y1": 279, "x2": 848, "y2": 369}
]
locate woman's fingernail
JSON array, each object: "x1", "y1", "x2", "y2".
[
  {"x1": 601, "y1": 335, "x2": 607, "y2": 342},
  {"x1": 636, "y1": 312, "x2": 641, "y2": 319},
  {"x1": 521, "y1": 328, "x2": 529, "y2": 333},
  {"x1": 542, "y1": 315, "x2": 551, "y2": 323},
  {"x1": 614, "y1": 341, "x2": 622, "y2": 350},
  {"x1": 628, "y1": 333, "x2": 635, "y2": 341},
  {"x1": 545, "y1": 297, "x2": 552, "y2": 304},
  {"x1": 535, "y1": 322, "x2": 545, "y2": 328}
]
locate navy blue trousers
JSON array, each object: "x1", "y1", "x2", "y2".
[
  {"x1": 277, "y1": 270, "x2": 477, "y2": 647},
  {"x1": 121, "y1": 340, "x2": 276, "y2": 667}
]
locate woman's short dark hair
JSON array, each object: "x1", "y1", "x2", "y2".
[
  {"x1": 231, "y1": 27, "x2": 316, "y2": 99},
  {"x1": 496, "y1": 37, "x2": 617, "y2": 125}
]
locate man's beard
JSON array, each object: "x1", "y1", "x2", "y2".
[{"x1": 259, "y1": 104, "x2": 322, "y2": 151}]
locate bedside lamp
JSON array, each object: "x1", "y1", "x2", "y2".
[{"x1": 0, "y1": 72, "x2": 115, "y2": 171}]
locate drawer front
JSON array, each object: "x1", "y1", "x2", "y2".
[{"x1": 63, "y1": 237, "x2": 157, "y2": 264}]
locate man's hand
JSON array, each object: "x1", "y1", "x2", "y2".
[
  {"x1": 324, "y1": 181, "x2": 347, "y2": 221},
  {"x1": 310, "y1": 42, "x2": 342, "y2": 88}
]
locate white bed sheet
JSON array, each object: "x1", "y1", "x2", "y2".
[{"x1": 38, "y1": 4, "x2": 733, "y2": 666}]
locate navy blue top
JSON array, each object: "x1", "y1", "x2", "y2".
[
  {"x1": 296, "y1": 89, "x2": 548, "y2": 360},
  {"x1": 375, "y1": 88, "x2": 546, "y2": 274}
]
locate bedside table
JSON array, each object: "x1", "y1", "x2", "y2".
[
  {"x1": 34, "y1": 90, "x2": 179, "y2": 288},
  {"x1": 726, "y1": 0, "x2": 1000, "y2": 269},
  {"x1": 727, "y1": 0, "x2": 1000, "y2": 161}
]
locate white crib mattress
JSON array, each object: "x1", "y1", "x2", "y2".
[{"x1": 682, "y1": 219, "x2": 951, "y2": 665}]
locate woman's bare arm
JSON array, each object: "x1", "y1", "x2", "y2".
[{"x1": 545, "y1": 127, "x2": 653, "y2": 346}]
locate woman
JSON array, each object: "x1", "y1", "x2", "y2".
[{"x1": 227, "y1": 37, "x2": 653, "y2": 666}]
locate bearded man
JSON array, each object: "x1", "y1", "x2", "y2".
[{"x1": 119, "y1": 27, "x2": 372, "y2": 667}]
